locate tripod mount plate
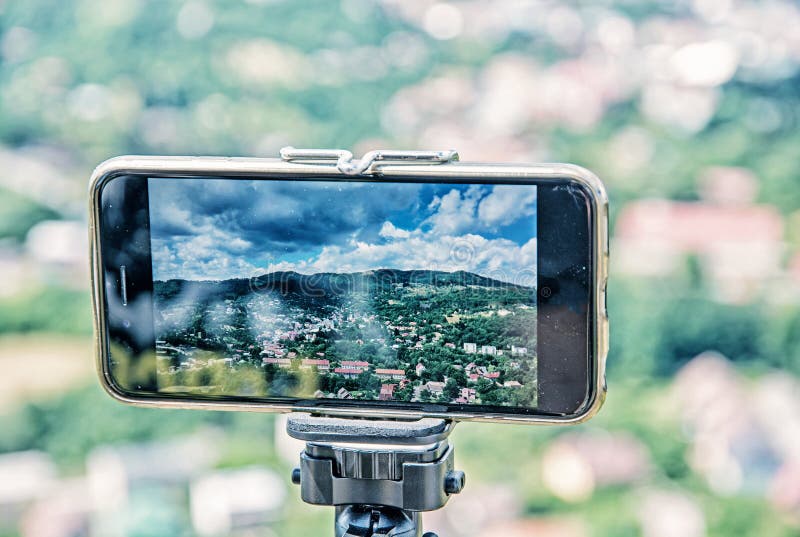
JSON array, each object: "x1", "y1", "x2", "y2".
[
  {"x1": 287, "y1": 413, "x2": 454, "y2": 445},
  {"x1": 287, "y1": 413, "x2": 465, "y2": 516}
]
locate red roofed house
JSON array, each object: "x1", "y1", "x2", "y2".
[
  {"x1": 340, "y1": 360, "x2": 370, "y2": 371},
  {"x1": 263, "y1": 357, "x2": 291, "y2": 368},
  {"x1": 334, "y1": 368, "x2": 362, "y2": 379},
  {"x1": 300, "y1": 359, "x2": 330, "y2": 371},
  {"x1": 375, "y1": 368, "x2": 406, "y2": 381},
  {"x1": 460, "y1": 387, "x2": 477, "y2": 402},
  {"x1": 379, "y1": 384, "x2": 396, "y2": 401}
]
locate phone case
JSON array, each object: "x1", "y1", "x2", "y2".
[{"x1": 89, "y1": 149, "x2": 609, "y2": 424}]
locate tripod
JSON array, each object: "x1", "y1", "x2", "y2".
[{"x1": 286, "y1": 413, "x2": 466, "y2": 537}]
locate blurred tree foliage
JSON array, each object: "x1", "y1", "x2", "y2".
[
  {"x1": 607, "y1": 277, "x2": 798, "y2": 378},
  {"x1": 0, "y1": 1, "x2": 799, "y2": 534},
  {"x1": 0, "y1": 188, "x2": 60, "y2": 242},
  {"x1": 0, "y1": 287, "x2": 91, "y2": 334},
  {"x1": 0, "y1": 383, "x2": 277, "y2": 470}
]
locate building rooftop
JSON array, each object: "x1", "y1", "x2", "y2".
[
  {"x1": 334, "y1": 367, "x2": 363, "y2": 375},
  {"x1": 616, "y1": 199, "x2": 783, "y2": 251}
]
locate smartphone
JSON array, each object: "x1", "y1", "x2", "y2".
[{"x1": 89, "y1": 155, "x2": 608, "y2": 424}]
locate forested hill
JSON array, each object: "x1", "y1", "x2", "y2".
[{"x1": 154, "y1": 269, "x2": 534, "y2": 302}]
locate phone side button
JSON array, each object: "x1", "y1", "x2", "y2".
[
  {"x1": 601, "y1": 282, "x2": 609, "y2": 359},
  {"x1": 600, "y1": 281, "x2": 608, "y2": 318}
]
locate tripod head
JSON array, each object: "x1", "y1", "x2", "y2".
[{"x1": 286, "y1": 414, "x2": 465, "y2": 537}]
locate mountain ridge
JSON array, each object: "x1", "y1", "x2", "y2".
[{"x1": 154, "y1": 268, "x2": 535, "y2": 302}]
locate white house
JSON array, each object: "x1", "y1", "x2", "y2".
[
  {"x1": 425, "y1": 381, "x2": 446, "y2": 395},
  {"x1": 375, "y1": 368, "x2": 405, "y2": 381}
]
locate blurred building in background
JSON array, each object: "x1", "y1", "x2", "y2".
[
  {"x1": 675, "y1": 352, "x2": 800, "y2": 508},
  {"x1": 1, "y1": 432, "x2": 286, "y2": 537},
  {"x1": 614, "y1": 166, "x2": 786, "y2": 303},
  {"x1": 190, "y1": 467, "x2": 286, "y2": 536}
]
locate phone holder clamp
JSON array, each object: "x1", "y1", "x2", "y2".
[
  {"x1": 280, "y1": 147, "x2": 460, "y2": 176},
  {"x1": 286, "y1": 413, "x2": 465, "y2": 537}
]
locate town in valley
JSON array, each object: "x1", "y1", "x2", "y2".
[{"x1": 154, "y1": 269, "x2": 538, "y2": 408}]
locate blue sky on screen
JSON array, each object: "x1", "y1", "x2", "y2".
[{"x1": 147, "y1": 178, "x2": 537, "y2": 286}]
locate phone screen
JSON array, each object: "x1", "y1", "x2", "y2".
[
  {"x1": 148, "y1": 178, "x2": 539, "y2": 408},
  {"x1": 98, "y1": 173, "x2": 593, "y2": 418}
]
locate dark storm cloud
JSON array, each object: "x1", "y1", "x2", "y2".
[{"x1": 148, "y1": 177, "x2": 422, "y2": 261}]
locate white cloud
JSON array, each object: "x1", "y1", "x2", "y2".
[
  {"x1": 379, "y1": 221, "x2": 411, "y2": 239},
  {"x1": 477, "y1": 185, "x2": 537, "y2": 227},
  {"x1": 424, "y1": 186, "x2": 485, "y2": 235},
  {"x1": 227, "y1": 237, "x2": 253, "y2": 253},
  {"x1": 424, "y1": 184, "x2": 537, "y2": 234},
  {"x1": 264, "y1": 229, "x2": 536, "y2": 287},
  {"x1": 152, "y1": 228, "x2": 261, "y2": 281}
]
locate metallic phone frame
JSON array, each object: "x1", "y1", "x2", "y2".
[{"x1": 89, "y1": 153, "x2": 609, "y2": 425}]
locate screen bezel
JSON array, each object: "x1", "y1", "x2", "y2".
[{"x1": 91, "y1": 158, "x2": 605, "y2": 423}]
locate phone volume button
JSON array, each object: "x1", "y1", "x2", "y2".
[{"x1": 602, "y1": 282, "x2": 608, "y2": 318}]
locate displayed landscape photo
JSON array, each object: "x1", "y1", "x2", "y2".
[{"x1": 149, "y1": 178, "x2": 538, "y2": 408}]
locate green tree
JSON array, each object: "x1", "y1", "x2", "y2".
[{"x1": 443, "y1": 378, "x2": 460, "y2": 400}]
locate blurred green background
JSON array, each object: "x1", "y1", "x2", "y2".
[{"x1": 1, "y1": 1, "x2": 799, "y2": 536}]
